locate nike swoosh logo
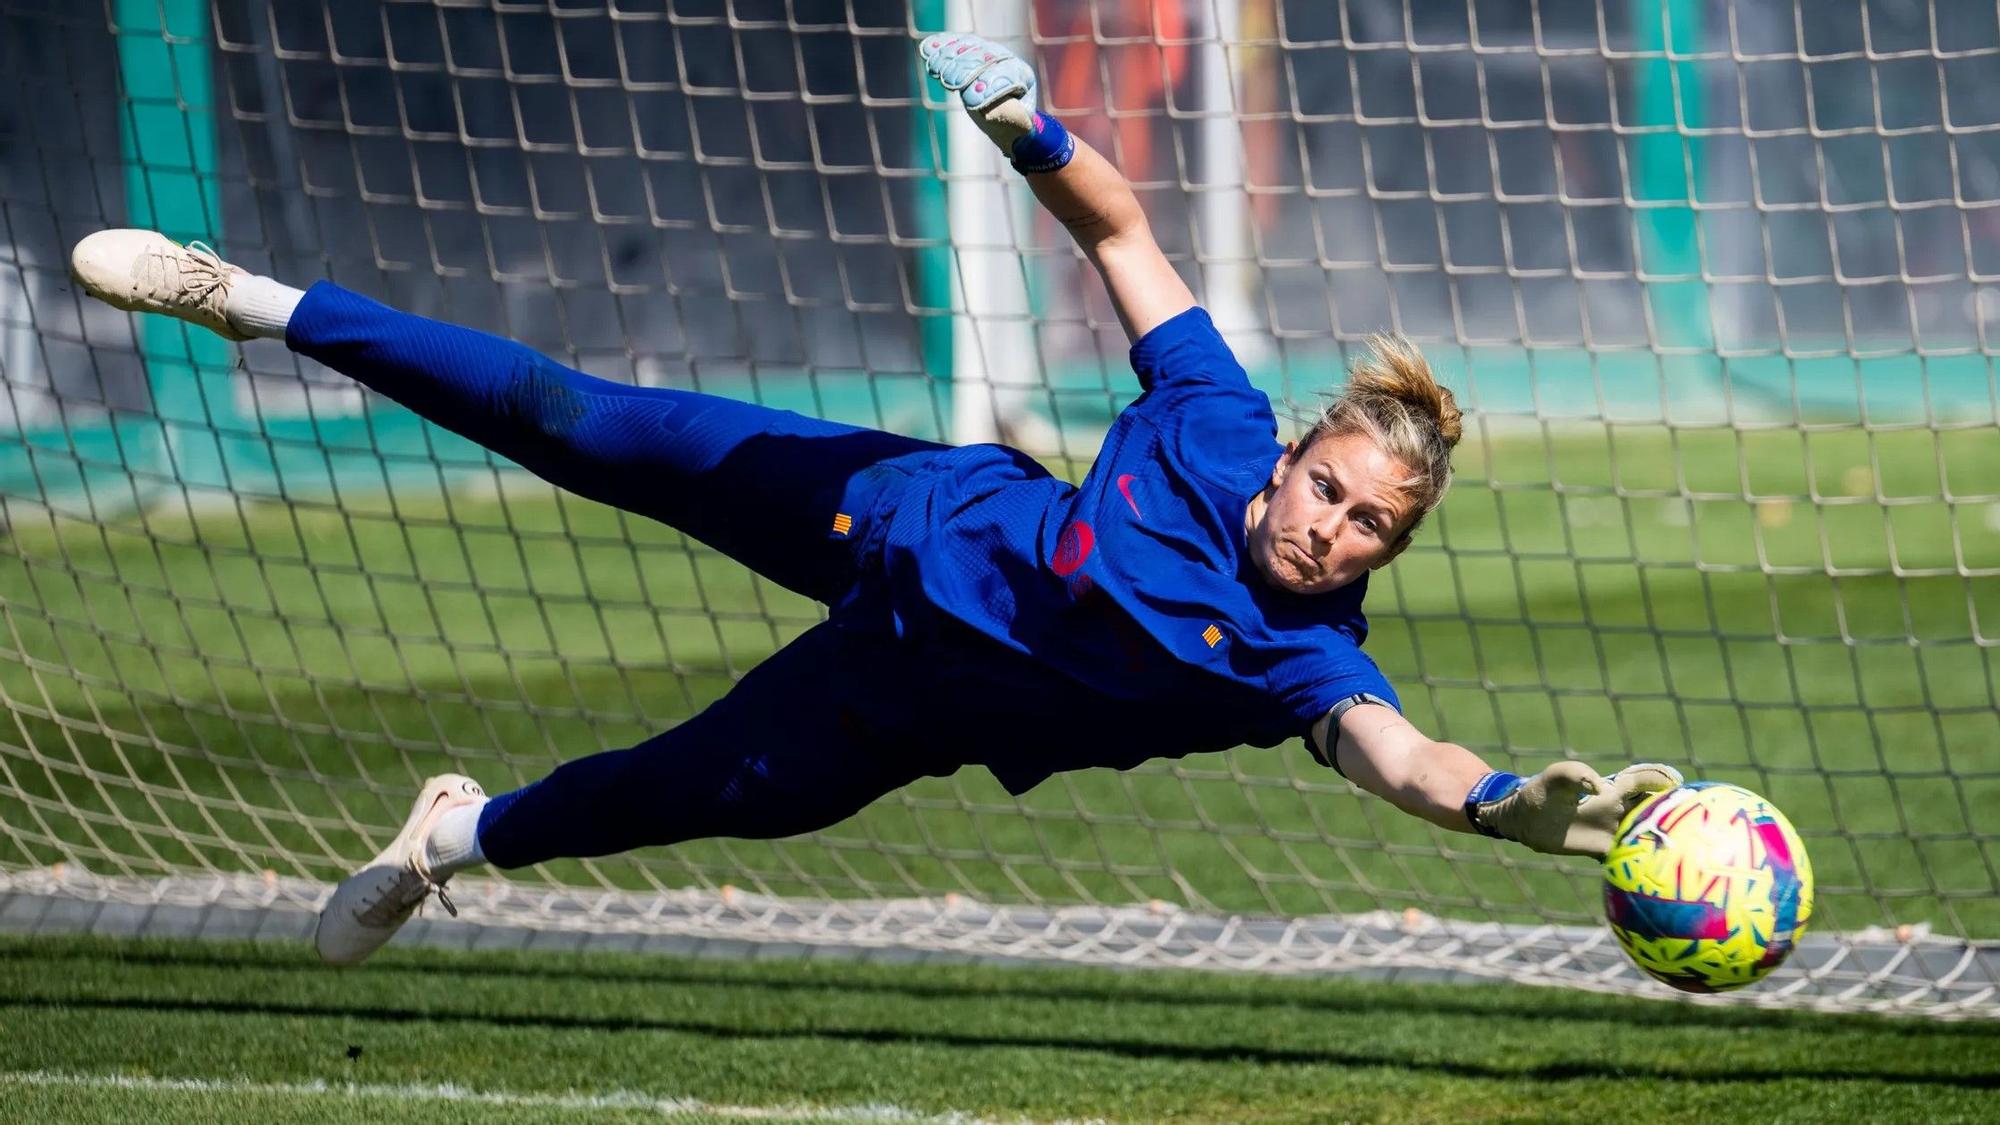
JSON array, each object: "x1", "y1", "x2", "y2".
[{"x1": 1116, "y1": 474, "x2": 1142, "y2": 519}]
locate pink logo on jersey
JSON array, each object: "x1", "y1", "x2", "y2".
[
  {"x1": 1115, "y1": 474, "x2": 1143, "y2": 519},
  {"x1": 1052, "y1": 520, "x2": 1095, "y2": 577}
]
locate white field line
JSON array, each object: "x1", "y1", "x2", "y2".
[{"x1": 0, "y1": 1069, "x2": 1102, "y2": 1124}]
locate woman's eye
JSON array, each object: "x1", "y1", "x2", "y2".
[
  {"x1": 1356, "y1": 514, "x2": 1377, "y2": 533},
  {"x1": 1314, "y1": 480, "x2": 1332, "y2": 500}
]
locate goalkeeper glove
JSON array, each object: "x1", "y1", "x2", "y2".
[
  {"x1": 1465, "y1": 761, "x2": 1684, "y2": 859},
  {"x1": 919, "y1": 33, "x2": 1076, "y2": 173}
]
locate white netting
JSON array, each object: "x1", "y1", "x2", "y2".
[{"x1": 0, "y1": 0, "x2": 1995, "y2": 1017}]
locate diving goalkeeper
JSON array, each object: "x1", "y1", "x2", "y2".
[{"x1": 69, "y1": 34, "x2": 1679, "y2": 966}]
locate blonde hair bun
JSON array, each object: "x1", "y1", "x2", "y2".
[{"x1": 1346, "y1": 334, "x2": 1462, "y2": 450}]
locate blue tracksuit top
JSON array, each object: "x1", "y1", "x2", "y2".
[{"x1": 853, "y1": 307, "x2": 1400, "y2": 791}]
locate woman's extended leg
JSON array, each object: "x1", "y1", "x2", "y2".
[
  {"x1": 315, "y1": 619, "x2": 948, "y2": 963},
  {"x1": 66, "y1": 230, "x2": 947, "y2": 605},
  {"x1": 284, "y1": 281, "x2": 947, "y2": 604},
  {"x1": 473, "y1": 621, "x2": 937, "y2": 866}
]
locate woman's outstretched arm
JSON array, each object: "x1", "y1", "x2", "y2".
[
  {"x1": 1316, "y1": 705, "x2": 1495, "y2": 835},
  {"x1": 921, "y1": 34, "x2": 1195, "y2": 342},
  {"x1": 1318, "y1": 703, "x2": 1683, "y2": 858},
  {"x1": 1022, "y1": 138, "x2": 1196, "y2": 342}
]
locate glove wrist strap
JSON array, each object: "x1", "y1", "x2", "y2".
[
  {"x1": 1463, "y1": 770, "x2": 1522, "y2": 838},
  {"x1": 1009, "y1": 111, "x2": 1076, "y2": 174}
]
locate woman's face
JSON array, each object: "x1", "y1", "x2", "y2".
[{"x1": 1244, "y1": 431, "x2": 1416, "y2": 595}]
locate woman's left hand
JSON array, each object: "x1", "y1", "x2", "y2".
[{"x1": 1469, "y1": 762, "x2": 1685, "y2": 858}]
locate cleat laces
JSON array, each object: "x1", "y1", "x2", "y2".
[
  {"x1": 352, "y1": 859, "x2": 458, "y2": 927},
  {"x1": 136, "y1": 239, "x2": 233, "y2": 319}
]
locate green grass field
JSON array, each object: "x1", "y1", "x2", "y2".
[
  {"x1": 1, "y1": 933, "x2": 1996, "y2": 1123},
  {"x1": 1, "y1": 420, "x2": 1997, "y2": 940}
]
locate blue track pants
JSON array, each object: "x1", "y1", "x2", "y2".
[{"x1": 287, "y1": 282, "x2": 956, "y2": 866}]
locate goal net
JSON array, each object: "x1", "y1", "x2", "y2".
[{"x1": 1, "y1": 0, "x2": 1996, "y2": 1018}]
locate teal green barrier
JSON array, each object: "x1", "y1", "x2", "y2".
[{"x1": 1631, "y1": 0, "x2": 1711, "y2": 352}]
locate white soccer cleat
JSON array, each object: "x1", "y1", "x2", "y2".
[
  {"x1": 314, "y1": 773, "x2": 486, "y2": 966},
  {"x1": 69, "y1": 228, "x2": 252, "y2": 342}
]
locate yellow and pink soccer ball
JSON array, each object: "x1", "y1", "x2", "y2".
[{"x1": 1601, "y1": 782, "x2": 1814, "y2": 993}]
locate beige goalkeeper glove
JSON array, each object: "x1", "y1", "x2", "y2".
[
  {"x1": 1465, "y1": 762, "x2": 1684, "y2": 858},
  {"x1": 919, "y1": 33, "x2": 1076, "y2": 174}
]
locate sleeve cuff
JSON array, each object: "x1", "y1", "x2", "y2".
[
  {"x1": 1308, "y1": 692, "x2": 1397, "y2": 777},
  {"x1": 1126, "y1": 306, "x2": 1221, "y2": 391}
]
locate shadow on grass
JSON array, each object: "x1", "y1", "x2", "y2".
[
  {"x1": 7, "y1": 937, "x2": 1996, "y2": 1040},
  {"x1": 6, "y1": 936, "x2": 1999, "y2": 1045},
  {"x1": 3, "y1": 991, "x2": 1994, "y2": 1090}
]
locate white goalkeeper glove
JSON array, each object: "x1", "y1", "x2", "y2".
[
  {"x1": 919, "y1": 33, "x2": 1076, "y2": 173},
  {"x1": 1465, "y1": 762, "x2": 1684, "y2": 859}
]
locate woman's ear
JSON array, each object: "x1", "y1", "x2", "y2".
[{"x1": 1269, "y1": 440, "x2": 1298, "y2": 489}]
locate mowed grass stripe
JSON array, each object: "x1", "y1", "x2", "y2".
[
  {"x1": 0, "y1": 1070, "x2": 1010, "y2": 1124},
  {"x1": 0, "y1": 935, "x2": 1996, "y2": 1123}
]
